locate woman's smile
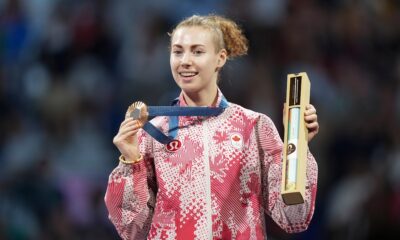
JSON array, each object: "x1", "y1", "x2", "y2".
[{"x1": 179, "y1": 71, "x2": 199, "y2": 82}]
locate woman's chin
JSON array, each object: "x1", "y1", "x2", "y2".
[
  {"x1": 177, "y1": 82, "x2": 199, "y2": 93},
  {"x1": 181, "y1": 86, "x2": 200, "y2": 94}
]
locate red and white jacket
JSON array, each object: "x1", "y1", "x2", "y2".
[{"x1": 105, "y1": 90, "x2": 318, "y2": 240}]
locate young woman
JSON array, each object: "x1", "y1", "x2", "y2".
[{"x1": 105, "y1": 14, "x2": 319, "y2": 240}]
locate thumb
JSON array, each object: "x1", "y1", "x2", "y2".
[{"x1": 282, "y1": 102, "x2": 287, "y2": 127}]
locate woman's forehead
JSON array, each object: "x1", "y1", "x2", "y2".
[{"x1": 171, "y1": 26, "x2": 215, "y2": 47}]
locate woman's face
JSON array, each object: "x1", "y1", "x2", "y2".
[{"x1": 170, "y1": 26, "x2": 226, "y2": 95}]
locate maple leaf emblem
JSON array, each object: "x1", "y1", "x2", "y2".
[
  {"x1": 210, "y1": 153, "x2": 227, "y2": 181},
  {"x1": 230, "y1": 114, "x2": 256, "y2": 143},
  {"x1": 213, "y1": 131, "x2": 228, "y2": 144}
]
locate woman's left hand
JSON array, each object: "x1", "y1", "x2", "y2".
[{"x1": 304, "y1": 104, "x2": 319, "y2": 142}]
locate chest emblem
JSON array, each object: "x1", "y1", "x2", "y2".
[
  {"x1": 230, "y1": 133, "x2": 243, "y2": 149},
  {"x1": 165, "y1": 139, "x2": 182, "y2": 152}
]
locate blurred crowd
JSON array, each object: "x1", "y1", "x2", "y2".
[{"x1": 0, "y1": 0, "x2": 399, "y2": 239}]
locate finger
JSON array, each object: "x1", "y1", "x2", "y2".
[
  {"x1": 120, "y1": 118, "x2": 134, "y2": 128},
  {"x1": 119, "y1": 122, "x2": 142, "y2": 134},
  {"x1": 305, "y1": 107, "x2": 316, "y2": 116},
  {"x1": 306, "y1": 121, "x2": 319, "y2": 131},
  {"x1": 282, "y1": 102, "x2": 288, "y2": 126},
  {"x1": 117, "y1": 129, "x2": 140, "y2": 140},
  {"x1": 123, "y1": 119, "x2": 141, "y2": 129},
  {"x1": 114, "y1": 128, "x2": 140, "y2": 142},
  {"x1": 306, "y1": 104, "x2": 315, "y2": 111},
  {"x1": 120, "y1": 119, "x2": 141, "y2": 129},
  {"x1": 305, "y1": 114, "x2": 317, "y2": 122}
]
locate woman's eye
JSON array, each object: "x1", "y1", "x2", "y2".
[
  {"x1": 193, "y1": 50, "x2": 204, "y2": 55},
  {"x1": 173, "y1": 50, "x2": 182, "y2": 55}
]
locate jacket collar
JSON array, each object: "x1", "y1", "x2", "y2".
[
  {"x1": 177, "y1": 88, "x2": 225, "y2": 107},
  {"x1": 176, "y1": 88, "x2": 228, "y2": 123}
]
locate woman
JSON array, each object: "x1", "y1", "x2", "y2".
[{"x1": 105, "y1": 14, "x2": 319, "y2": 240}]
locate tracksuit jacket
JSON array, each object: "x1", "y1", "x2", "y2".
[{"x1": 105, "y1": 90, "x2": 318, "y2": 240}]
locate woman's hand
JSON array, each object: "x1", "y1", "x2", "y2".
[
  {"x1": 304, "y1": 104, "x2": 319, "y2": 142},
  {"x1": 113, "y1": 117, "x2": 142, "y2": 162},
  {"x1": 283, "y1": 103, "x2": 319, "y2": 142}
]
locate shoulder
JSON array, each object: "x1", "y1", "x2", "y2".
[{"x1": 227, "y1": 102, "x2": 274, "y2": 126}]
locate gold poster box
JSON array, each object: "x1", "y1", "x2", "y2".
[{"x1": 281, "y1": 72, "x2": 310, "y2": 205}]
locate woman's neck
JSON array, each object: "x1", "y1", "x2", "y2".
[{"x1": 182, "y1": 88, "x2": 218, "y2": 107}]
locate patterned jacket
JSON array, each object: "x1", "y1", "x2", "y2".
[{"x1": 105, "y1": 90, "x2": 318, "y2": 240}]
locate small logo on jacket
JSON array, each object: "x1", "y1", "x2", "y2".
[
  {"x1": 230, "y1": 133, "x2": 243, "y2": 149},
  {"x1": 166, "y1": 139, "x2": 182, "y2": 152}
]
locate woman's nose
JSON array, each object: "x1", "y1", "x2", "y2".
[{"x1": 181, "y1": 53, "x2": 192, "y2": 65}]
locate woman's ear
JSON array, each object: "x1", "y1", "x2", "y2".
[{"x1": 217, "y1": 49, "x2": 228, "y2": 68}]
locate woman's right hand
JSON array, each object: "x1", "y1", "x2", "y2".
[{"x1": 113, "y1": 118, "x2": 143, "y2": 162}]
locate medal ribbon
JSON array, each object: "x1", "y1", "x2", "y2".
[{"x1": 135, "y1": 97, "x2": 229, "y2": 144}]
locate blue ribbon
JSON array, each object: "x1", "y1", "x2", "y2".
[{"x1": 141, "y1": 97, "x2": 229, "y2": 144}]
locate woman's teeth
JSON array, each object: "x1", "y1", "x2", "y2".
[{"x1": 180, "y1": 72, "x2": 197, "y2": 77}]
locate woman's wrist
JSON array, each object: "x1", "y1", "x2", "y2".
[{"x1": 119, "y1": 154, "x2": 143, "y2": 164}]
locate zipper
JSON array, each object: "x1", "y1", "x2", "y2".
[{"x1": 202, "y1": 120, "x2": 213, "y2": 239}]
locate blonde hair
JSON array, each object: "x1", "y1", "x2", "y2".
[{"x1": 170, "y1": 14, "x2": 248, "y2": 58}]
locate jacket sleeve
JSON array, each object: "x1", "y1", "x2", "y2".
[
  {"x1": 256, "y1": 115, "x2": 318, "y2": 233},
  {"x1": 104, "y1": 129, "x2": 157, "y2": 240}
]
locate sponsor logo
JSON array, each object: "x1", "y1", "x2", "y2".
[{"x1": 166, "y1": 139, "x2": 182, "y2": 152}]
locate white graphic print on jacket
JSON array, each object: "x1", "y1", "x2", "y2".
[{"x1": 105, "y1": 91, "x2": 318, "y2": 240}]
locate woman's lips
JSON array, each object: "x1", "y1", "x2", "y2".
[{"x1": 179, "y1": 72, "x2": 198, "y2": 82}]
